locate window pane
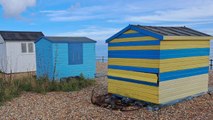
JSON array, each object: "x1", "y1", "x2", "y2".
[
  {"x1": 21, "y1": 43, "x2": 27, "y2": 53},
  {"x1": 28, "y1": 43, "x2": 34, "y2": 53},
  {"x1": 68, "y1": 43, "x2": 83, "y2": 65}
]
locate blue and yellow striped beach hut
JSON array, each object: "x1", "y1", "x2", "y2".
[{"x1": 106, "y1": 25, "x2": 212, "y2": 104}]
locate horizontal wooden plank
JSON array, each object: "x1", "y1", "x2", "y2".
[
  {"x1": 163, "y1": 36, "x2": 212, "y2": 41},
  {"x1": 108, "y1": 76, "x2": 158, "y2": 87},
  {"x1": 160, "y1": 56, "x2": 208, "y2": 64},
  {"x1": 123, "y1": 30, "x2": 138, "y2": 34},
  {"x1": 108, "y1": 69, "x2": 158, "y2": 83},
  {"x1": 110, "y1": 36, "x2": 157, "y2": 43},
  {"x1": 109, "y1": 58, "x2": 159, "y2": 68},
  {"x1": 160, "y1": 41, "x2": 209, "y2": 45},
  {"x1": 159, "y1": 67, "x2": 208, "y2": 81},
  {"x1": 108, "y1": 40, "x2": 160, "y2": 47},
  {"x1": 159, "y1": 87, "x2": 207, "y2": 104},
  {"x1": 109, "y1": 45, "x2": 160, "y2": 50},
  {"x1": 108, "y1": 79, "x2": 158, "y2": 95},
  {"x1": 108, "y1": 65, "x2": 159, "y2": 73},
  {"x1": 159, "y1": 74, "x2": 208, "y2": 88},
  {"x1": 160, "y1": 62, "x2": 208, "y2": 73},
  {"x1": 108, "y1": 80, "x2": 159, "y2": 104},
  {"x1": 118, "y1": 33, "x2": 145, "y2": 38}
]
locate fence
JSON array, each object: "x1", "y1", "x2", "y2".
[{"x1": 96, "y1": 56, "x2": 108, "y2": 63}]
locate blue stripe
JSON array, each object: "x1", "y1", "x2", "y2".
[
  {"x1": 160, "y1": 48, "x2": 209, "y2": 54},
  {"x1": 117, "y1": 33, "x2": 145, "y2": 38},
  {"x1": 109, "y1": 65, "x2": 159, "y2": 73},
  {"x1": 108, "y1": 76, "x2": 158, "y2": 87},
  {"x1": 109, "y1": 40, "x2": 160, "y2": 47},
  {"x1": 159, "y1": 66, "x2": 209, "y2": 81}
]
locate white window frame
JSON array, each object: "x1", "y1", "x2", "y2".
[{"x1": 21, "y1": 42, "x2": 34, "y2": 54}]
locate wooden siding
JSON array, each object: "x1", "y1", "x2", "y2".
[
  {"x1": 36, "y1": 38, "x2": 53, "y2": 79},
  {"x1": 158, "y1": 40, "x2": 209, "y2": 103},
  {"x1": 159, "y1": 74, "x2": 208, "y2": 104},
  {"x1": 108, "y1": 29, "x2": 160, "y2": 103},
  {"x1": 52, "y1": 43, "x2": 96, "y2": 79}
]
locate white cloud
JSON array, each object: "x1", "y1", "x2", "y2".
[
  {"x1": 57, "y1": 26, "x2": 120, "y2": 43},
  {"x1": 0, "y1": 0, "x2": 36, "y2": 18}
]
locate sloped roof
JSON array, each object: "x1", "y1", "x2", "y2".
[
  {"x1": 134, "y1": 25, "x2": 211, "y2": 36},
  {"x1": 0, "y1": 31, "x2": 44, "y2": 41},
  {"x1": 106, "y1": 25, "x2": 212, "y2": 43},
  {"x1": 40, "y1": 36, "x2": 96, "y2": 43}
]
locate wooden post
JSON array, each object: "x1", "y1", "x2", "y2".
[
  {"x1": 210, "y1": 59, "x2": 213, "y2": 70},
  {"x1": 102, "y1": 56, "x2": 104, "y2": 63}
]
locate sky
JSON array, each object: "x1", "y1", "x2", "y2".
[{"x1": 0, "y1": 0, "x2": 213, "y2": 57}]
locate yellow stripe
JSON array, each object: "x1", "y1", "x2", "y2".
[
  {"x1": 109, "y1": 58, "x2": 159, "y2": 68},
  {"x1": 109, "y1": 45, "x2": 160, "y2": 50},
  {"x1": 160, "y1": 41, "x2": 209, "y2": 45},
  {"x1": 160, "y1": 56, "x2": 208, "y2": 64},
  {"x1": 110, "y1": 36, "x2": 158, "y2": 43},
  {"x1": 108, "y1": 69, "x2": 158, "y2": 83},
  {"x1": 160, "y1": 58, "x2": 208, "y2": 72},
  {"x1": 160, "y1": 45, "x2": 209, "y2": 50},
  {"x1": 163, "y1": 36, "x2": 213, "y2": 41},
  {"x1": 159, "y1": 74, "x2": 208, "y2": 103},
  {"x1": 123, "y1": 30, "x2": 138, "y2": 34},
  {"x1": 108, "y1": 79, "x2": 159, "y2": 104}
]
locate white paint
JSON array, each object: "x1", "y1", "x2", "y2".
[
  {"x1": 0, "y1": 41, "x2": 36, "y2": 73},
  {"x1": 210, "y1": 40, "x2": 213, "y2": 59},
  {"x1": 0, "y1": 40, "x2": 7, "y2": 73}
]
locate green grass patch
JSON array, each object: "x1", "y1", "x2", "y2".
[{"x1": 0, "y1": 74, "x2": 95, "y2": 105}]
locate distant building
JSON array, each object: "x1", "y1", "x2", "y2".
[
  {"x1": 0, "y1": 31, "x2": 44, "y2": 73},
  {"x1": 106, "y1": 25, "x2": 212, "y2": 104},
  {"x1": 35, "y1": 36, "x2": 96, "y2": 80}
]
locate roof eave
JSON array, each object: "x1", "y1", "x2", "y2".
[{"x1": 163, "y1": 36, "x2": 213, "y2": 40}]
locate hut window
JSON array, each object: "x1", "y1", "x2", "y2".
[
  {"x1": 68, "y1": 43, "x2": 83, "y2": 65},
  {"x1": 28, "y1": 43, "x2": 34, "y2": 53},
  {"x1": 21, "y1": 43, "x2": 27, "y2": 53}
]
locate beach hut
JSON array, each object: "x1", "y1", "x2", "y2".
[
  {"x1": 106, "y1": 25, "x2": 212, "y2": 104},
  {"x1": 35, "y1": 36, "x2": 96, "y2": 80}
]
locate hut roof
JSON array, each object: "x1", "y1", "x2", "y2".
[
  {"x1": 38, "y1": 36, "x2": 96, "y2": 43},
  {"x1": 0, "y1": 31, "x2": 44, "y2": 41}
]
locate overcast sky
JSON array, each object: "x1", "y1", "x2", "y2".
[{"x1": 0, "y1": 0, "x2": 213, "y2": 56}]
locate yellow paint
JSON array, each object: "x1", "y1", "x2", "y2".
[
  {"x1": 110, "y1": 36, "x2": 158, "y2": 43},
  {"x1": 109, "y1": 58, "x2": 159, "y2": 68},
  {"x1": 160, "y1": 41, "x2": 209, "y2": 45},
  {"x1": 160, "y1": 74, "x2": 208, "y2": 88},
  {"x1": 109, "y1": 45, "x2": 160, "y2": 50},
  {"x1": 159, "y1": 74, "x2": 208, "y2": 103},
  {"x1": 108, "y1": 79, "x2": 159, "y2": 104},
  {"x1": 160, "y1": 44, "x2": 209, "y2": 49},
  {"x1": 160, "y1": 56, "x2": 208, "y2": 64},
  {"x1": 123, "y1": 30, "x2": 138, "y2": 34},
  {"x1": 160, "y1": 62, "x2": 208, "y2": 72},
  {"x1": 163, "y1": 36, "x2": 213, "y2": 41},
  {"x1": 108, "y1": 69, "x2": 158, "y2": 83},
  {"x1": 108, "y1": 79, "x2": 159, "y2": 94}
]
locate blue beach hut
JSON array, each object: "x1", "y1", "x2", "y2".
[
  {"x1": 106, "y1": 25, "x2": 212, "y2": 104},
  {"x1": 35, "y1": 36, "x2": 96, "y2": 80}
]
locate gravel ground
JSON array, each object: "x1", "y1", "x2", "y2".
[{"x1": 0, "y1": 63, "x2": 213, "y2": 120}]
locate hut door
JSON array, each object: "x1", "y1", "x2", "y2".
[{"x1": 68, "y1": 43, "x2": 83, "y2": 65}]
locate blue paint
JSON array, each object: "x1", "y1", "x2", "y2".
[
  {"x1": 35, "y1": 38, "x2": 96, "y2": 80},
  {"x1": 108, "y1": 76, "x2": 158, "y2": 87},
  {"x1": 159, "y1": 66, "x2": 209, "y2": 81},
  {"x1": 109, "y1": 40, "x2": 160, "y2": 47},
  {"x1": 108, "y1": 65, "x2": 159, "y2": 73},
  {"x1": 35, "y1": 38, "x2": 54, "y2": 79},
  {"x1": 68, "y1": 43, "x2": 83, "y2": 65},
  {"x1": 131, "y1": 25, "x2": 163, "y2": 40},
  {"x1": 117, "y1": 33, "x2": 146, "y2": 38}
]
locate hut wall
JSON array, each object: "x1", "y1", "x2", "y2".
[
  {"x1": 36, "y1": 38, "x2": 54, "y2": 79},
  {"x1": 159, "y1": 40, "x2": 209, "y2": 103},
  {"x1": 52, "y1": 43, "x2": 96, "y2": 79},
  {"x1": 107, "y1": 30, "x2": 160, "y2": 104}
]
